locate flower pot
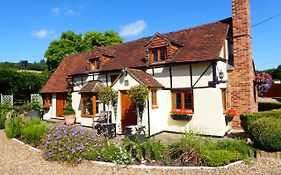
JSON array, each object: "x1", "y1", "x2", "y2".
[
  {"x1": 29, "y1": 109, "x2": 41, "y2": 120},
  {"x1": 64, "y1": 114, "x2": 76, "y2": 125},
  {"x1": 225, "y1": 115, "x2": 234, "y2": 122},
  {"x1": 171, "y1": 114, "x2": 192, "y2": 121}
]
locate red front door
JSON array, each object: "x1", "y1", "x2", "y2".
[
  {"x1": 56, "y1": 93, "x2": 66, "y2": 117},
  {"x1": 121, "y1": 91, "x2": 137, "y2": 133}
]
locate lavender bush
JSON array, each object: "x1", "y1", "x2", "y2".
[{"x1": 42, "y1": 125, "x2": 102, "y2": 165}]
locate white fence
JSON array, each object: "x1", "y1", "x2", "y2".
[{"x1": 0, "y1": 94, "x2": 13, "y2": 106}]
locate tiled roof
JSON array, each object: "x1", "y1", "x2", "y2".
[
  {"x1": 79, "y1": 80, "x2": 105, "y2": 93},
  {"x1": 100, "y1": 18, "x2": 230, "y2": 71},
  {"x1": 41, "y1": 18, "x2": 230, "y2": 93},
  {"x1": 40, "y1": 53, "x2": 89, "y2": 93},
  {"x1": 126, "y1": 68, "x2": 164, "y2": 88}
]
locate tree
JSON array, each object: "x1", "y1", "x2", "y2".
[
  {"x1": 127, "y1": 85, "x2": 150, "y2": 126},
  {"x1": 272, "y1": 64, "x2": 281, "y2": 81},
  {"x1": 45, "y1": 31, "x2": 123, "y2": 72}
]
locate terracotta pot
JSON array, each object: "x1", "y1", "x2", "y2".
[{"x1": 64, "y1": 114, "x2": 76, "y2": 125}]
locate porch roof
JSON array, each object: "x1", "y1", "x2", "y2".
[
  {"x1": 126, "y1": 68, "x2": 164, "y2": 88},
  {"x1": 79, "y1": 80, "x2": 105, "y2": 93}
]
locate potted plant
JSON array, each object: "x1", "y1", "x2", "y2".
[
  {"x1": 97, "y1": 87, "x2": 118, "y2": 138},
  {"x1": 225, "y1": 107, "x2": 237, "y2": 123},
  {"x1": 63, "y1": 92, "x2": 76, "y2": 125},
  {"x1": 127, "y1": 85, "x2": 150, "y2": 141},
  {"x1": 28, "y1": 99, "x2": 42, "y2": 120},
  {"x1": 170, "y1": 111, "x2": 192, "y2": 121}
]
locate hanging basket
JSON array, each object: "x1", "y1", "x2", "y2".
[{"x1": 225, "y1": 115, "x2": 234, "y2": 122}]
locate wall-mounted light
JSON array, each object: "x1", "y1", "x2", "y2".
[{"x1": 219, "y1": 70, "x2": 224, "y2": 81}]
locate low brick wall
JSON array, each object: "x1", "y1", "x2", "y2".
[{"x1": 255, "y1": 150, "x2": 281, "y2": 159}]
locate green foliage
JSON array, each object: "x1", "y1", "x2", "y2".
[
  {"x1": 43, "y1": 125, "x2": 102, "y2": 165},
  {"x1": 0, "y1": 60, "x2": 47, "y2": 71},
  {"x1": 5, "y1": 114, "x2": 26, "y2": 138},
  {"x1": 240, "y1": 109, "x2": 281, "y2": 133},
  {"x1": 122, "y1": 138, "x2": 167, "y2": 162},
  {"x1": 87, "y1": 139, "x2": 133, "y2": 165},
  {"x1": 202, "y1": 150, "x2": 241, "y2": 167},
  {"x1": 258, "y1": 102, "x2": 281, "y2": 111},
  {"x1": 63, "y1": 92, "x2": 75, "y2": 115},
  {"x1": 28, "y1": 99, "x2": 42, "y2": 111},
  {"x1": 272, "y1": 64, "x2": 281, "y2": 80},
  {"x1": 127, "y1": 85, "x2": 149, "y2": 118},
  {"x1": 45, "y1": 30, "x2": 123, "y2": 71},
  {"x1": 250, "y1": 118, "x2": 281, "y2": 151},
  {"x1": 0, "y1": 103, "x2": 13, "y2": 129},
  {"x1": 98, "y1": 87, "x2": 118, "y2": 106},
  {"x1": 21, "y1": 119, "x2": 50, "y2": 147},
  {"x1": 169, "y1": 134, "x2": 252, "y2": 167},
  {"x1": 0, "y1": 68, "x2": 49, "y2": 102},
  {"x1": 83, "y1": 31, "x2": 123, "y2": 50}
]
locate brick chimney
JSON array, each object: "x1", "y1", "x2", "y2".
[{"x1": 227, "y1": 0, "x2": 258, "y2": 127}]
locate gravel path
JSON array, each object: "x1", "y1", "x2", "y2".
[{"x1": 0, "y1": 130, "x2": 281, "y2": 175}]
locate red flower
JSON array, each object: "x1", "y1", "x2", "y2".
[{"x1": 226, "y1": 108, "x2": 237, "y2": 117}]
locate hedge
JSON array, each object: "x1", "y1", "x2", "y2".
[
  {"x1": 240, "y1": 109, "x2": 281, "y2": 133},
  {"x1": 250, "y1": 118, "x2": 281, "y2": 151},
  {"x1": 258, "y1": 102, "x2": 281, "y2": 112}
]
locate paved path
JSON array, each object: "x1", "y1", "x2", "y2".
[{"x1": 0, "y1": 130, "x2": 281, "y2": 175}]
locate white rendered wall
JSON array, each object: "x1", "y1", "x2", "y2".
[
  {"x1": 42, "y1": 93, "x2": 56, "y2": 120},
  {"x1": 149, "y1": 88, "x2": 227, "y2": 137}
]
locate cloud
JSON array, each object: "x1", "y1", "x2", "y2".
[
  {"x1": 31, "y1": 29, "x2": 54, "y2": 39},
  {"x1": 119, "y1": 20, "x2": 147, "y2": 37},
  {"x1": 52, "y1": 7, "x2": 60, "y2": 16},
  {"x1": 66, "y1": 9, "x2": 75, "y2": 15}
]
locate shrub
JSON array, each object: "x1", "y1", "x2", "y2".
[
  {"x1": 169, "y1": 134, "x2": 252, "y2": 166},
  {"x1": 258, "y1": 102, "x2": 281, "y2": 112},
  {"x1": 250, "y1": 118, "x2": 281, "y2": 151},
  {"x1": 87, "y1": 140, "x2": 133, "y2": 165},
  {"x1": 123, "y1": 138, "x2": 167, "y2": 163},
  {"x1": 169, "y1": 134, "x2": 206, "y2": 165},
  {"x1": 216, "y1": 139, "x2": 253, "y2": 159},
  {"x1": 5, "y1": 114, "x2": 25, "y2": 138},
  {"x1": 21, "y1": 119, "x2": 50, "y2": 147},
  {"x1": 240, "y1": 109, "x2": 281, "y2": 133},
  {"x1": 42, "y1": 125, "x2": 101, "y2": 165},
  {"x1": 202, "y1": 150, "x2": 241, "y2": 167}
]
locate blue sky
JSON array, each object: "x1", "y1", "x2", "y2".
[{"x1": 0, "y1": 0, "x2": 280, "y2": 70}]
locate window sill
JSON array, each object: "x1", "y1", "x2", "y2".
[
  {"x1": 152, "y1": 105, "x2": 158, "y2": 109},
  {"x1": 171, "y1": 110, "x2": 194, "y2": 115}
]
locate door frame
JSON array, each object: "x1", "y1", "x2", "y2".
[{"x1": 120, "y1": 90, "x2": 137, "y2": 133}]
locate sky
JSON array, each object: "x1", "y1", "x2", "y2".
[{"x1": 0, "y1": 0, "x2": 280, "y2": 71}]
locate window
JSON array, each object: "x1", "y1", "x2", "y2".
[
  {"x1": 110, "y1": 74, "x2": 119, "y2": 84},
  {"x1": 150, "y1": 47, "x2": 167, "y2": 63},
  {"x1": 43, "y1": 94, "x2": 52, "y2": 108},
  {"x1": 221, "y1": 89, "x2": 226, "y2": 111},
  {"x1": 171, "y1": 90, "x2": 193, "y2": 113},
  {"x1": 81, "y1": 93, "x2": 103, "y2": 117},
  {"x1": 90, "y1": 59, "x2": 100, "y2": 71},
  {"x1": 151, "y1": 89, "x2": 158, "y2": 108}
]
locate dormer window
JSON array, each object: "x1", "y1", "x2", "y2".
[
  {"x1": 90, "y1": 59, "x2": 100, "y2": 71},
  {"x1": 150, "y1": 47, "x2": 167, "y2": 64}
]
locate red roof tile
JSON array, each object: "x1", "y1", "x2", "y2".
[
  {"x1": 100, "y1": 18, "x2": 230, "y2": 71},
  {"x1": 41, "y1": 18, "x2": 230, "y2": 93},
  {"x1": 126, "y1": 68, "x2": 164, "y2": 88},
  {"x1": 40, "y1": 53, "x2": 88, "y2": 93}
]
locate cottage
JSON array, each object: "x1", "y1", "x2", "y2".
[{"x1": 40, "y1": 0, "x2": 257, "y2": 137}]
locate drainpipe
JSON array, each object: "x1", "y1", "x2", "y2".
[{"x1": 147, "y1": 99, "x2": 151, "y2": 137}]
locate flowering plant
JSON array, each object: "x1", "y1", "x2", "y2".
[
  {"x1": 255, "y1": 72, "x2": 272, "y2": 96},
  {"x1": 42, "y1": 125, "x2": 102, "y2": 165},
  {"x1": 225, "y1": 108, "x2": 237, "y2": 117}
]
